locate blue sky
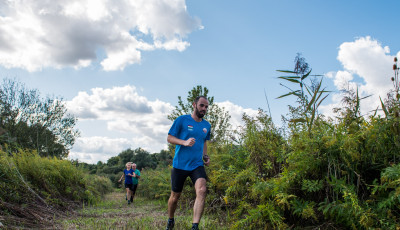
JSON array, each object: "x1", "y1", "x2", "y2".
[{"x1": 1, "y1": 0, "x2": 399, "y2": 163}]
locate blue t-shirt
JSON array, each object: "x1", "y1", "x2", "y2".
[
  {"x1": 124, "y1": 169, "x2": 134, "y2": 184},
  {"x1": 168, "y1": 114, "x2": 211, "y2": 171}
]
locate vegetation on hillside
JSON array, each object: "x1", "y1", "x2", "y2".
[
  {"x1": 136, "y1": 55, "x2": 400, "y2": 229},
  {"x1": 0, "y1": 148, "x2": 113, "y2": 228},
  {"x1": 3, "y1": 55, "x2": 400, "y2": 229},
  {"x1": 0, "y1": 79, "x2": 112, "y2": 228}
]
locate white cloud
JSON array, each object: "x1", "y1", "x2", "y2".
[
  {"x1": 67, "y1": 85, "x2": 173, "y2": 162},
  {"x1": 67, "y1": 84, "x2": 173, "y2": 132},
  {"x1": 320, "y1": 36, "x2": 397, "y2": 117},
  {"x1": 326, "y1": 70, "x2": 355, "y2": 90},
  {"x1": 0, "y1": 0, "x2": 202, "y2": 71},
  {"x1": 216, "y1": 101, "x2": 259, "y2": 129},
  {"x1": 69, "y1": 134, "x2": 168, "y2": 164},
  {"x1": 67, "y1": 85, "x2": 162, "y2": 119},
  {"x1": 69, "y1": 136, "x2": 132, "y2": 164}
]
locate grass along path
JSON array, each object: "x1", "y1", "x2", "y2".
[{"x1": 57, "y1": 191, "x2": 229, "y2": 230}]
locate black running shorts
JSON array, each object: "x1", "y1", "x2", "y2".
[
  {"x1": 125, "y1": 183, "x2": 133, "y2": 190},
  {"x1": 171, "y1": 166, "x2": 207, "y2": 193}
]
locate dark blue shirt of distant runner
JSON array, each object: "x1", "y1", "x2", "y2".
[{"x1": 124, "y1": 169, "x2": 134, "y2": 184}]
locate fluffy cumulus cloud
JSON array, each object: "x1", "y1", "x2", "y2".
[
  {"x1": 68, "y1": 136, "x2": 132, "y2": 163},
  {"x1": 320, "y1": 36, "x2": 399, "y2": 117},
  {"x1": 67, "y1": 85, "x2": 155, "y2": 119},
  {"x1": 67, "y1": 85, "x2": 174, "y2": 163},
  {"x1": 68, "y1": 85, "x2": 173, "y2": 136},
  {"x1": 0, "y1": 0, "x2": 202, "y2": 71},
  {"x1": 216, "y1": 101, "x2": 259, "y2": 129},
  {"x1": 67, "y1": 87, "x2": 259, "y2": 163}
]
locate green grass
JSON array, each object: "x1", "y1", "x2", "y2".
[{"x1": 57, "y1": 191, "x2": 230, "y2": 230}]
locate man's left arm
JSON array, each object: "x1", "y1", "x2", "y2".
[
  {"x1": 203, "y1": 141, "x2": 210, "y2": 166},
  {"x1": 135, "y1": 170, "x2": 141, "y2": 179}
]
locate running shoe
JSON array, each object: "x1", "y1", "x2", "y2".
[{"x1": 166, "y1": 218, "x2": 174, "y2": 230}]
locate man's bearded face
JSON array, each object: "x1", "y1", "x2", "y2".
[{"x1": 194, "y1": 98, "x2": 209, "y2": 118}]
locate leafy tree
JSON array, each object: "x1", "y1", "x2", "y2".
[
  {"x1": 118, "y1": 148, "x2": 134, "y2": 165},
  {"x1": 116, "y1": 147, "x2": 157, "y2": 170},
  {"x1": 167, "y1": 85, "x2": 231, "y2": 143},
  {"x1": 153, "y1": 149, "x2": 173, "y2": 166},
  {"x1": 132, "y1": 147, "x2": 157, "y2": 170},
  {"x1": 106, "y1": 156, "x2": 119, "y2": 166},
  {"x1": 0, "y1": 78, "x2": 79, "y2": 158}
]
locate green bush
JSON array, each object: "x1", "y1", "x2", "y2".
[
  {"x1": 138, "y1": 166, "x2": 171, "y2": 200},
  {"x1": 0, "y1": 148, "x2": 113, "y2": 227}
]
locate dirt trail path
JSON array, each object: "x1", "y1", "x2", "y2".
[
  {"x1": 57, "y1": 192, "x2": 228, "y2": 230},
  {"x1": 57, "y1": 192, "x2": 167, "y2": 229}
]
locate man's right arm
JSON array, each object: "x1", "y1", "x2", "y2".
[{"x1": 167, "y1": 134, "x2": 195, "y2": 147}]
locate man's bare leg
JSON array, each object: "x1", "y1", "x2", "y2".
[
  {"x1": 193, "y1": 178, "x2": 207, "y2": 223},
  {"x1": 168, "y1": 191, "x2": 181, "y2": 218}
]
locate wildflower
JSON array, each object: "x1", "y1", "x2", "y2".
[
  {"x1": 394, "y1": 64, "x2": 398, "y2": 70},
  {"x1": 391, "y1": 77, "x2": 395, "y2": 82},
  {"x1": 223, "y1": 196, "x2": 228, "y2": 204},
  {"x1": 395, "y1": 57, "x2": 398, "y2": 62}
]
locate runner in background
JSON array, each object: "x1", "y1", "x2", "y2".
[
  {"x1": 118, "y1": 162, "x2": 134, "y2": 204},
  {"x1": 129, "y1": 163, "x2": 141, "y2": 203}
]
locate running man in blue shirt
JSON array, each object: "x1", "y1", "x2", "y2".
[{"x1": 165, "y1": 96, "x2": 211, "y2": 230}]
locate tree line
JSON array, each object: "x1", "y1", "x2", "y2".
[
  {"x1": 0, "y1": 79, "x2": 112, "y2": 228},
  {"x1": 0, "y1": 78, "x2": 79, "y2": 158},
  {"x1": 76, "y1": 148, "x2": 173, "y2": 187}
]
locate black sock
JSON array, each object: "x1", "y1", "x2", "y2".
[
  {"x1": 192, "y1": 223, "x2": 199, "y2": 228},
  {"x1": 168, "y1": 218, "x2": 174, "y2": 223}
]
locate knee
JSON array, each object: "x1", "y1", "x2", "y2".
[
  {"x1": 170, "y1": 196, "x2": 179, "y2": 204},
  {"x1": 169, "y1": 193, "x2": 180, "y2": 204},
  {"x1": 196, "y1": 186, "x2": 207, "y2": 197}
]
